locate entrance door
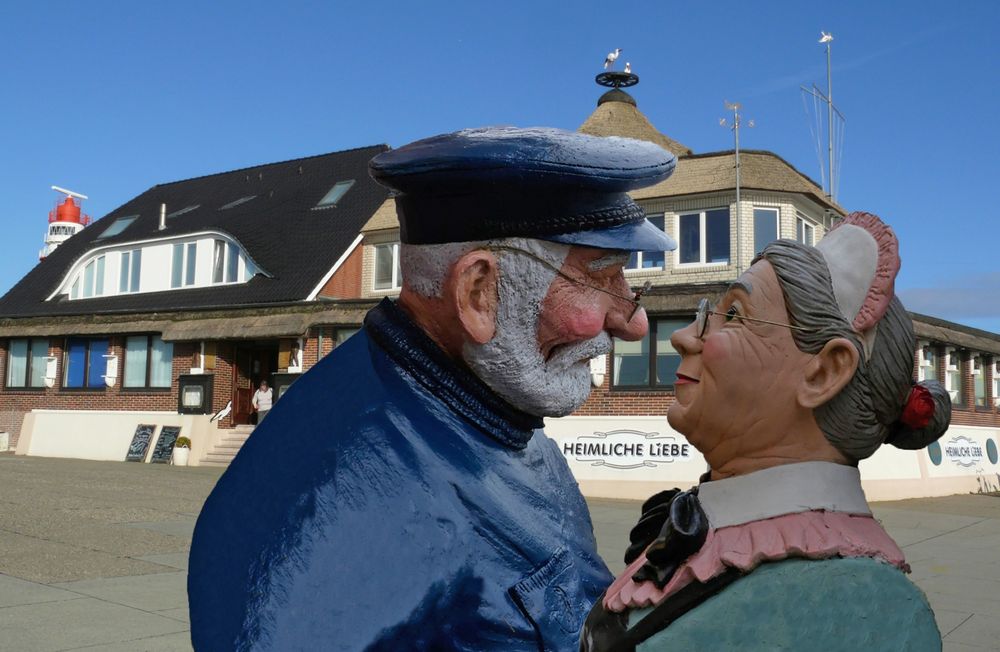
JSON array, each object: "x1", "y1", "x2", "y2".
[{"x1": 231, "y1": 343, "x2": 279, "y2": 426}]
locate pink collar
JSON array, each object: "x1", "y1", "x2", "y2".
[{"x1": 604, "y1": 510, "x2": 908, "y2": 613}]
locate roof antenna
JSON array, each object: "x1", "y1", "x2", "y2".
[
  {"x1": 720, "y1": 101, "x2": 754, "y2": 275},
  {"x1": 801, "y1": 31, "x2": 846, "y2": 202}
]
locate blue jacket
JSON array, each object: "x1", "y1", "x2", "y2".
[{"x1": 189, "y1": 299, "x2": 612, "y2": 651}]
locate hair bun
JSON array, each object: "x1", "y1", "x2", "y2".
[{"x1": 885, "y1": 380, "x2": 952, "y2": 450}]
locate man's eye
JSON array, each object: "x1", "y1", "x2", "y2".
[{"x1": 725, "y1": 306, "x2": 740, "y2": 322}]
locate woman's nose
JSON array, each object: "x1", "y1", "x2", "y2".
[{"x1": 671, "y1": 320, "x2": 703, "y2": 357}]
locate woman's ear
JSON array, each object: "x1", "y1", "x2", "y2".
[
  {"x1": 798, "y1": 337, "x2": 860, "y2": 409},
  {"x1": 450, "y1": 250, "x2": 499, "y2": 344}
]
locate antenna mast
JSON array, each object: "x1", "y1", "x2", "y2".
[
  {"x1": 721, "y1": 101, "x2": 753, "y2": 274},
  {"x1": 801, "y1": 31, "x2": 845, "y2": 203}
]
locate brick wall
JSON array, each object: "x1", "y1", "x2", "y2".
[
  {"x1": 318, "y1": 244, "x2": 363, "y2": 299},
  {"x1": 0, "y1": 337, "x2": 197, "y2": 448}
]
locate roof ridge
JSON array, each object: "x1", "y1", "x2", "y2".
[{"x1": 154, "y1": 143, "x2": 390, "y2": 189}]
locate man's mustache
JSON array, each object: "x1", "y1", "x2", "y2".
[{"x1": 546, "y1": 332, "x2": 613, "y2": 373}]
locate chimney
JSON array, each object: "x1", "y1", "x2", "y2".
[{"x1": 159, "y1": 203, "x2": 166, "y2": 230}]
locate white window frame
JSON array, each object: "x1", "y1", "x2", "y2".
[
  {"x1": 752, "y1": 207, "x2": 780, "y2": 255},
  {"x1": 675, "y1": 208, "x2": 731, "y2": 267},
  {"x1": 945, "y1": 347, "x2": 963, "y2": 403},
  {"x1": 796, "y1": 216, "x2": 815, "y2": 246},
  {"x1": 119, "y1": 249, "x2": 142, "y2": 294},
  {"x1": 171, "y1": 242, "x2": 198, "y2": 289},
  {"x1": 994, "y1": 360, "x2": 1000, "y2": 408},
  {"x1": 625, "y1": 213, "x2": 667, "y2": 272},
  {"x1": 373, "y1": 242, "x2": 402, "y2": 291},
  {"x1": 917, "y1": 341, "x2": 937, "y2": 382},
  {"x1": 973, "y1": 355, "x2": 987, "y2": 407}
]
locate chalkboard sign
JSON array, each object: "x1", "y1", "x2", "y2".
[
  {"x1": 150, "y1": 426, "x2": 182, "y2": 464},
  {"x1": 125, "y1": 424, "x2": 156, "y2": 462}
]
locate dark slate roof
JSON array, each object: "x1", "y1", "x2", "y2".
[{"x1": 0, "y1": 145, "x2": 390, "y2": 318}]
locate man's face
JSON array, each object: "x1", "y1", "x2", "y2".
[
  {"x1": 463, "y1": 241, "x2": 648, "y2": 417},
  {"x1": 667, "y1": 260, "x2": 813, "y2": 465}
]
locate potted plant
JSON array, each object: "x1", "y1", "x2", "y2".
[{"x1": 173, "y1": 436, "x2": 192, "y2": 466}]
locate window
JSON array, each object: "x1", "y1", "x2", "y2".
[
  {"x1": 63, "y1": 338, "x2": 109, "y2": 389},
  {"x1": 918, "y1": 344, "x2": 938, "y2": 382},
  {"x1": 314, "y1": 180, "x2": 355, "y2": 209},
  {"x1": 796, "y1": 216, "x2": 815, "y2": 245},
  {"x1": 119, "y1": 249, "x2": 141, "y2": 293},
  {"x1": 678, "y1": 209, "x2": 730, "y2": 265},
  {"x1": 753, "y1": 208, "x2": 779, "y2": 255},
  {"x1": 974, "y1": 356, "x2": 987, "y2": 408},
  {"x1": 612, "y1": 318, "x2": 689, "y2": 388},
  {"x1": 626, "y1": 214, "x2": 666, "y2": 270},
  {"x1": 171, "y1": 243, "x2": 198, "y2": 288},
  {"x1": 212, "y1": 239, "x2": 245, "y2": 284},
  {"x1": 96, "y1": 215, "x2": 138, "y2": 240},
  {"x1": 71, "y1": 255, "x2": 106, "y2": 299},
  {"x1": 124, "y1": 335, "x2": 173, "y2": 389},
  {"x1": 5, "y1": 338, "x2": 49, "y2": 388},
  {"x1": 374, "y1": 242, "x2": 401, "y2": 290},
  {"x1": 945, "y1": 348, "x2": 963, "y2": 405},
  {"x1": 994, "y1": 361, "x2": 1000, "y2": 408}
]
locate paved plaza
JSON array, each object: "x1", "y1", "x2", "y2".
[{"x1": 0, "y1": 454, "x2": 998, "y2": 651}]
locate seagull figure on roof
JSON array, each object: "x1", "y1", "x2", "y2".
[
  {"x1": 210, "y1": 400, "x2": 232, "y2": 423},
  {"x1": 604, "y1": 48, "x2": 622, "y2": 70},
  {"x1": 623, "y1": 62, "x2": 632, "y2": 74},
  {"x1": 819, "y1": 31, "x2": 834, "y2": 43}
]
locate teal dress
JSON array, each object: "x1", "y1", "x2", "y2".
[{"x1": 629, "y1": 557, "x2": 940, "y2": 651}]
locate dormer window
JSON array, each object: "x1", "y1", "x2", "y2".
[
  {"x1": 314, "y1": 180, "x2": 355, "y2": 209},
  {"x1": 171, "y1": 243, "x2": 198, "y2": 288},
  {"x1": 120, "y1": 250, "x2": 142, "y2": 293},
  {"x1": 97, "y1": 215, "x2": 138, "y2": 240}
]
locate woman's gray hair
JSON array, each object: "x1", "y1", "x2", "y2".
[{"x1": 759, "y1": 239, "x2": 950, "y2": 461}]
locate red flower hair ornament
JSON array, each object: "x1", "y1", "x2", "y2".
[{"x1": 900, "y1": 384, "x2": 935, "y2": 430}]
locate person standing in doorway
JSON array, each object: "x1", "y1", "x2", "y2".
[{"x1": 251, "y1": 380, "x2": 272, "y2": 423}]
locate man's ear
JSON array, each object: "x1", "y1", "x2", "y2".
[
  {"x1": 798, "y1": 337, "x2": 860, "y2": 409},
  {"x1": 449, "y1": 250, "x2": 499, "y2": 345}
]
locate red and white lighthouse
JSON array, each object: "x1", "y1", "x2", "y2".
[{"x1": 40, "y1": 186, "x2": 91, "y2": 260}]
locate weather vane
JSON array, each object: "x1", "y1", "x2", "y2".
[{"x1": 596, "y1": 47, "x2": 638, "y2": 89}]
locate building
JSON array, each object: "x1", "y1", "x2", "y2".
[
  {"x1": 2, "y1": 75, "x2": 998, "y2": 499},
  {"x1": 0, "y1": 146, "x2": 389, "y2": 464}
]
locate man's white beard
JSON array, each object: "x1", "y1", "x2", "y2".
[{"x1": 462, "y1": 241, "x2": 612, "y2": 418}]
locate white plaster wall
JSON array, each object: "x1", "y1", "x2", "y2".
[
  {"x1": 17, "y1": 410, "x2": 216, "y2": 464},
  {"x1": 141, "y1": 244, "x2": 172, "y2": 292},
  {"x1": 546, "y1": 415, "x2": 1000, "y2": 502}
]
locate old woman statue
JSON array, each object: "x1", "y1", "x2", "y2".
[{"x1": 581, "y1": 212, "x2": 950, "y2": 651}]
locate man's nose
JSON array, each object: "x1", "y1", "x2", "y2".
[
  {"x1": 605, "y1": 301, "x2": 648, "y2": 341},
  {"x1": 670, "y1": 320, "x2": 702, "y2": 356}
]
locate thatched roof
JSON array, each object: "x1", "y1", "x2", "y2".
[
  {"x1": 578, "y1": 91, "x2": 693, "y2": 157},
  {"x1": 0, "y1": 301, "x2": 379, "y2": 341},
  {"x1": 631, "y1": 150, "x2": 845, "y2": 214},
  {"x1": 911, "y1": 313, "x2": 1000, "y2": 356},
  {"x1": 362, "y1": 197, "x2": 399, "y2": 232}
]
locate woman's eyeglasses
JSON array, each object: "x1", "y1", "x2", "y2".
[{"x1": 694, "y1": 297, "x2": 808, "y2": 339}]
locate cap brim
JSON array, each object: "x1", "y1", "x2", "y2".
[{"x1": 542, "y1": 218, "x2": 677, "y2": 252}]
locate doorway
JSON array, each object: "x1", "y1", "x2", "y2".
[{"x1": 231, "y1": 342, "x2": 279, "y2": 426}]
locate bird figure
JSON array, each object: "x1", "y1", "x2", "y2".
[
  {"x1": 819, "y1": 31, "x2": 834, "y2": 43},
  {"x1": 624, "y1": 62, "x2": 632, "y2": 74},
  {"x1": 210, "y1": 400, "x2": 233, "y2": 423},
  {"x1": 604, "y1": 48, "x2": 622, "y2": 70}
]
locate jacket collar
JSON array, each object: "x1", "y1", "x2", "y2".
[{"x1": 364, "y1": 298, "x2": 542, "y2": 449}]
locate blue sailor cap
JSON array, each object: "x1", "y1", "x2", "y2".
[{"x1": 369, "y1": 126, "x2": 677, "y2": 252}]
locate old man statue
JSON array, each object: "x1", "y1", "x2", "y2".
[{"x1": 188, "y1": 127, "x2": 678, "y2": 651}]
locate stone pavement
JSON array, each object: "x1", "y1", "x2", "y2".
[{"x1": 1, "y1": 454, "x2": 998, "y2": 651}]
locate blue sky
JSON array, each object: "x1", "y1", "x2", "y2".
[{"x1": 1, "y1": 1, "x2": 997, "y2": 331}]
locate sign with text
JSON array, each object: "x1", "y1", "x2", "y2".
[
  {"x1": 561, "y1": 428, "x2": 692, "y2": 470},
  {"x1": 944, "y1": 435, "x2": 984, "y2": 468}
]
